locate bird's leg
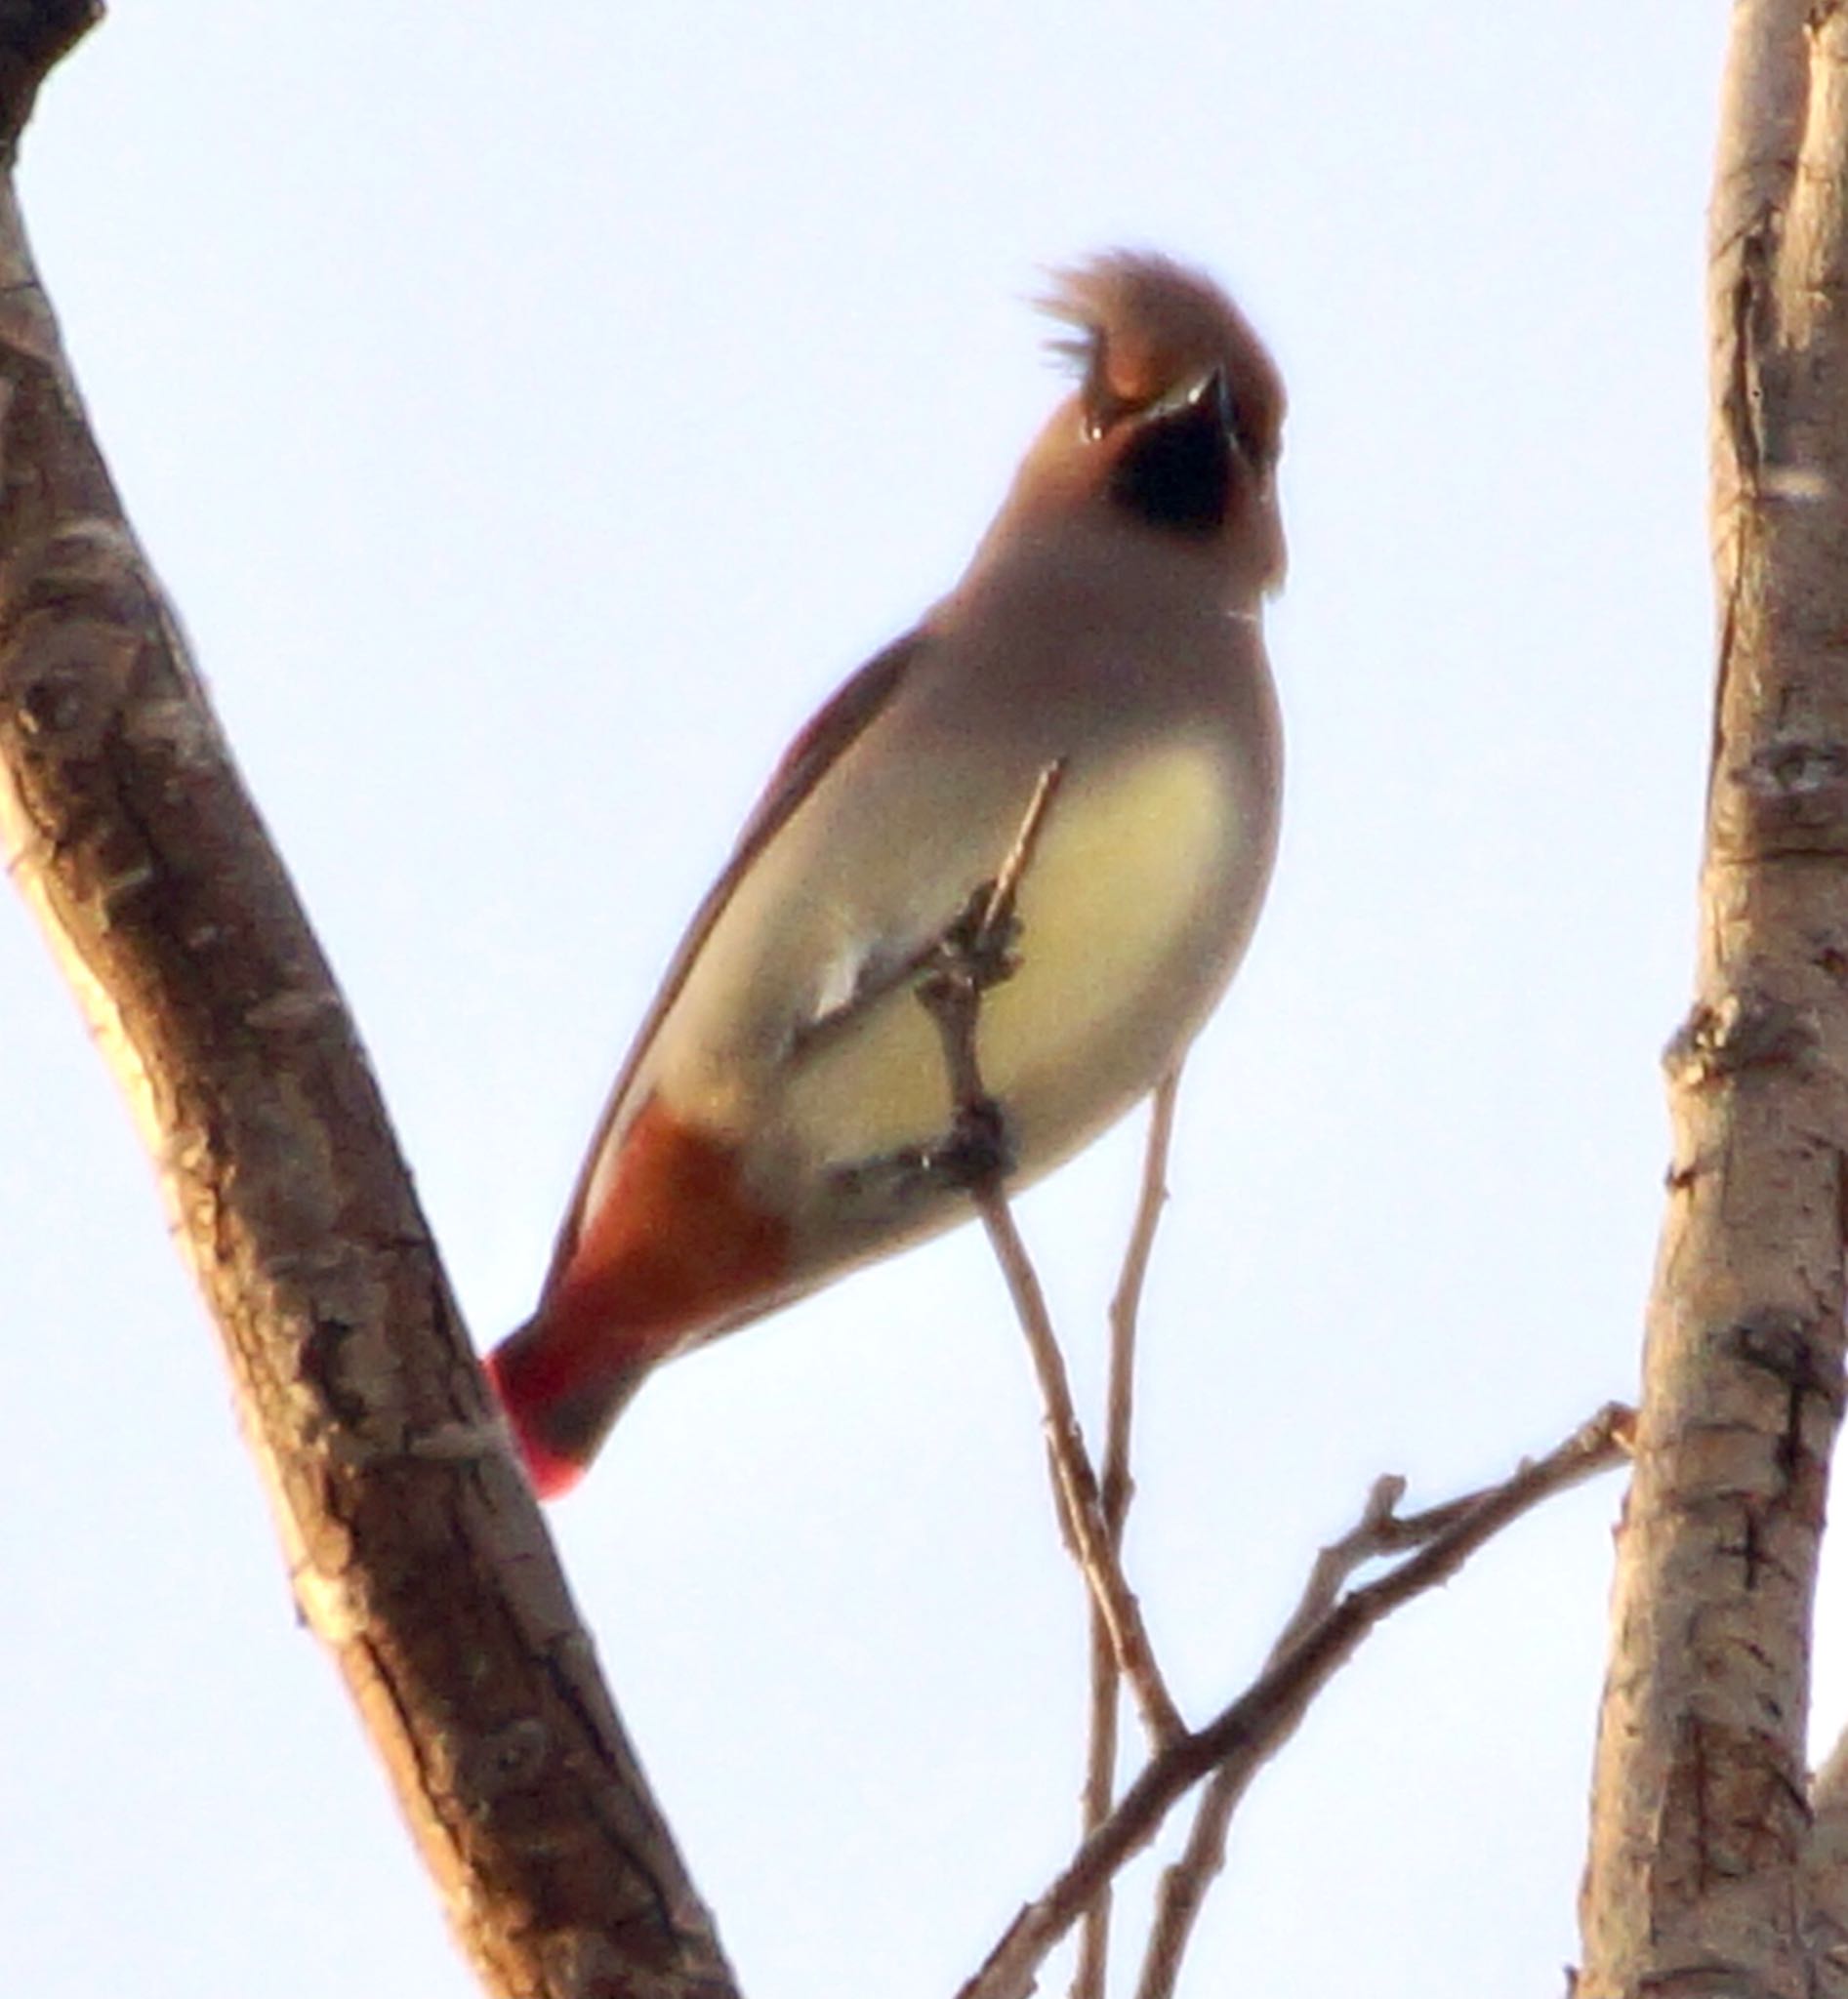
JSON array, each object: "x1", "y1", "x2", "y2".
[
  {"x1": 911, "y1": 758, "x2": 1065, "y2": 1191},
  {"x1": 927, "y1": 880, "x2": 1025, "y2": 993},
  {"x1": 912, "y1": 900, "x2": 1018, "y2": 1190},
  {"x1": 812, "y1": 936, "x2": 1017, "y2": 1201},
  {"x1": 834, "y1": 759, "x2": 1065, "y2": 1201},
  {"x1": 913, "y1": 1057, "x2": 1014, "y2": 1190}
]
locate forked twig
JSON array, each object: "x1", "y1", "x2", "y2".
[
  {"x1": 911, "y1": 767, "x2": 1630, "y2": 1999},
  {"x1": 965, "y1": 1197, "x2": 1185, "y2": 1754},
  {"x1": 957, "y1": 1403, "x2": 1632, "y2": 1999},
  {"x1": 1134, "y1": 1474, "x2": 1410, "y2": 1999},
  {"x1": 1127, "y1": 1433, "x2": 1626, "y2": 1999}
]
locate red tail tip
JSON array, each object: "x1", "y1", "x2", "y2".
[{"x1": 481, "y1": 1346, "x2": 587, "y2": 1501}]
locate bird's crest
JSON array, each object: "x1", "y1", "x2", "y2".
[{"x1": 1042, "y1": 250, "x2": 1285, "y2": 463}]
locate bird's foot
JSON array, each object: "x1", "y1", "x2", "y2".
[
  {"x1": 827, "y1": 1093, "x2": 1016, "y2": 1207},
  {"x1": 920, "y1": 880, "x2": 1022, "y2": 997},
  {"x1": 919, "y1": 1091, "x2": 1015, "y2": 1190}
]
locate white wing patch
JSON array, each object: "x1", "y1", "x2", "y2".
[{"x1": 808, "y1": 942, "x2": 865, "y2": 1026}]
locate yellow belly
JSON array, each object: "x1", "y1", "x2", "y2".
[{"x1": 772, "y1": 739, "x2": 1240, "y2": 1209}]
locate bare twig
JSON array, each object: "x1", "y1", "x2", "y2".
[
  {"x1": 1129, "y1": 1464, "x2": 1516, "y2": 1999},
  {"x1": 1131, "y1": 1768, "x2": 1238, "y2": 1999},
  {"x1": 971, "y1": 1190, "x2": 1186, "y2": 1748},
  {"x1": 1075, "y1": 1068, "x2": 1182, "y2": 1999},
  {"x1": 1074, "y1": 1597, "x2": 1122, "y2": 1999},
  {"x1": 959, "y1": 1403, "x2": 1631, "y2": 1999},
  {"x1": 1105, "y1": 1068, "x2": 1181, "y2": 1530},
  {"x1": 918, "y1": 761, "x2": 1185, "y2": 1752},
  {"x1": 981, "y1": 760, "x2": 1068, "y2": 936}
]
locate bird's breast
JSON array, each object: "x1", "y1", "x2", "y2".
[
  {"x1": 601, "y1": 587, "x2": 1280, "y2": 1287},
  {"x1": 774, "y1": 733, "x2": 1242, "y2": 1156},
  {"x1": 716, "y1": 719, "x2": 1270, "y2": 1273}
]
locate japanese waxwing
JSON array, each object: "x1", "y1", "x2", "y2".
[{"x1": 486, "y1": 250, "x2": 1287, "y2": 1497}]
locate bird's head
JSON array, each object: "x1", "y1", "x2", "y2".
[{"x1": 1031, "y1": 250, "x2": 1287, "y2": 599}]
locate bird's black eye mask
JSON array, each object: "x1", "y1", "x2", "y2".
[{"x1": 1104, "y1": 374, "x2": 1237, "y2": 536}]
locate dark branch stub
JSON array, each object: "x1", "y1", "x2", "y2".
[{"x1": 0, "y1": 0, "x2": 102, "y2": 158}]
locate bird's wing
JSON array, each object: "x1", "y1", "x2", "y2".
[{"x1": 541, "y1": 628, "x2": 930, "y2": 1292}]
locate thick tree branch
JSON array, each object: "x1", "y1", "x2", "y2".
[
  {"x1": 0, "y1": 15, "x2": 736, "y2": 1997},
  {"x1": 1578, "y1": 7, "x2": 1848, "y2": 1995}
]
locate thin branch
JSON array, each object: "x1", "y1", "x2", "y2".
[
  {"x1": 1104, "y1": 1068, "x2": 1181, "y2": 1532},
  {"x1": 918, "y1": 762, "x2": 1185, "y2": 1752},
  {"x1": 981, "y1": 759, "x2": 1068, "y2": 936},
  {"x1": 959, "y1": 1403, "x2": 1631, "y2": 1999},
  {"x1": 970, "y1": 1188, "x2": 1186, "y2": 1749},
  {"x1": 1129, "y1": 1455, "x2": 1562, "y2": 1999},
  {"x1": 1075, "y1": 1067, "x2": 1182, "y2": 1999},
  {"x1": 1073, "y1": 1599, "x2": 1121, "y2": 1999},
  {"x1": 0, "y1": 16, "x2": 735, "y2": 1996},
  {"x1": 1130, "y1": 1762, "x2": 1237, "y2": 1999}
]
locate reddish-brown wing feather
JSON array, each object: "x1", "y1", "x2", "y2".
[{"x1": 540, "y1": 629, "x2": 931, "y2": 1294}]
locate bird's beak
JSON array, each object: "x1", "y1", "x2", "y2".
[{"x1": 1149, "y1": 363, "x2": 1231, "y2": 427}]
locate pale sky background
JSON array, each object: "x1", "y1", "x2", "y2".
[{"x1": 0, "y1": 5, "x2": 1761, "y2": 1996}]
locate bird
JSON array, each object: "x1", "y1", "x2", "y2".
[{"x1": 486, "y1": 250, "x2": 1288, "y2": 1498}]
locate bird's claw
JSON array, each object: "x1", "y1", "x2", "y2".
[
  {"x1": 924, "y1": 880, "x2": 1023, "y2": 996},
  {"x1": 919, "y1": 1093, "x2": 1015, "y2": 1190},
  {"x1": 828, "y1": 1093, "x2": 1016, "y2": 1207}
]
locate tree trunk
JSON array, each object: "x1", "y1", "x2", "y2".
[{"x1": 1579, "y1": 6, "x2": 1848, "y2": 1992}]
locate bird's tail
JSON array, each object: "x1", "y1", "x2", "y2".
[{"x1": 483, "y1": 1312, "x2": 645, "y2": 1500}]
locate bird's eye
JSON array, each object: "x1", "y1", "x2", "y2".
[
  {"x1": 1107, "y1": 377, "x2": 1236, "y2": 535},
  {"x1": 1080, "y1": 351, "x2": 1136, "y2": 441}
]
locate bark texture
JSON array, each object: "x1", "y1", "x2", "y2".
[
  {"x1": 0, "y1": 12, "x2": 738, "y2": 1996},
  {"x1": 1579, "y1": 7, "x2": 1848, "y2": 1993}
]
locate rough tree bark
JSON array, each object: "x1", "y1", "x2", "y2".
[
  {"x1": 0, "y1": 10, "x2": 738, "y2": 1996},
  {"x1": 1579, "y1": 7, "x2": 1848, "y2": 1994}
]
